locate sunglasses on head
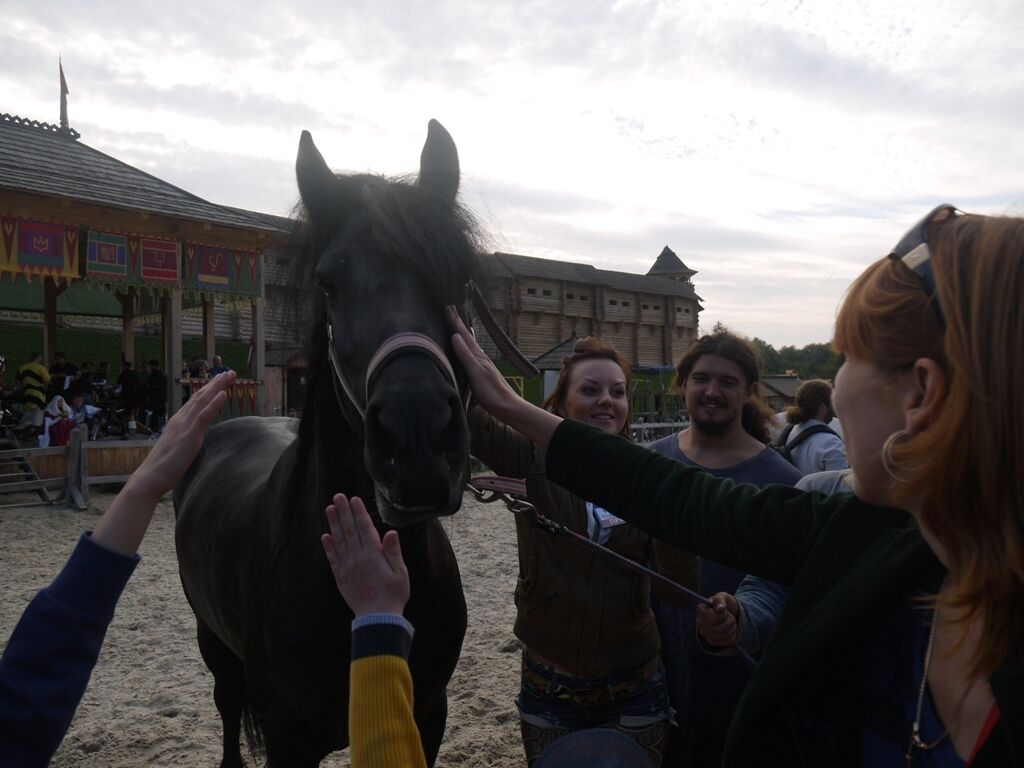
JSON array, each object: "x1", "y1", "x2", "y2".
[{"x1": 887, "y1": 203, "x2": 962, "y2": 325}]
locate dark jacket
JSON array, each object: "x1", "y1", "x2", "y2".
[
  {"x1": 469, "y1": 409, "x2": 697, "y2": 676},
  {"x1": 145, "y1": 368, "x2": 168, "y2": 411},
  {"x1": 0, "y1": 534, "x2": 139, "y2": 765},
  {"x1": 545, "y1": 419, "x2": 1022, "y2": 767}
]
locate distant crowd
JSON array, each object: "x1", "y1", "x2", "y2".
[{"x1": 0, "y1": 351, "x2": 233, "y2": 446}]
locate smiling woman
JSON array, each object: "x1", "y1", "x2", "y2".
[
  {"x1": 467, "y1": 335, "x2": 697, "y2": 766},
  {"x1": 543, "y1": 338, "x2": 632, "y2": 437}
]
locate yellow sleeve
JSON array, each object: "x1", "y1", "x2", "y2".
[{"x1": 349, "y1": 624, "x2": 427, "y2": 768}]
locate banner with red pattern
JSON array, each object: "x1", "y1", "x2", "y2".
[
  {"x1": 185, "y1": 377, "x2": 261, "y2": 419},
  {"x1": 139, "y1": 238, "x2": 180, "y2": 285}
]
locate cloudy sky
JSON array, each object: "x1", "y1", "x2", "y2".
[{"x1": 4, "y1": 0, "x2": 1023, "y2": 346}]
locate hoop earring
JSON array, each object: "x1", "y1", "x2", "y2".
[{"x1": 881, "y1": 429, "x2": 913, "y2": 483}]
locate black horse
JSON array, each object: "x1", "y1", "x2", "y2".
[{"x1": 174, "y1": 121, "x2": 474, "y2": 767}]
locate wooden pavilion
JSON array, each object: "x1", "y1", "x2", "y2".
[{"x1": 0, "y1": 112, "x2": 290, "y2": 420}]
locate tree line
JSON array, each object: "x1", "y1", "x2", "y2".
[
  {"x1": 712, "y1": 322, "x2": 842, "y2": 381},
  {"x1": 751, "y1": 338, "x2": 842, "y2": 381}
]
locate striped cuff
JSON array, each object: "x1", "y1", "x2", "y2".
[
  {"x1": 351, "y1": 615, "x2": 414, "y2": 662},
  {"x1": 352, "y1": 613, "x2": 415, "y2": 635}
]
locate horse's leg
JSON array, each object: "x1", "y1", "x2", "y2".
[
  {"x1": 415, "y1": 690, "x2": 449, "y2": 768},
  {"x1": 196, "y1": 620, "x2": 247, "y2": 768},
  {"x1": 262, "y1": 720, "x2": 329, "y2": 768}
]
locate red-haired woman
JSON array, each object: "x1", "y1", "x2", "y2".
[
  {"x1": 468, "y1": 336, "x2": 695, "y2": 766},
  {"x1": 451, "y1": 207, "x2": 1023, "y2": 766}
]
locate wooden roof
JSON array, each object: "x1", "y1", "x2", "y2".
[
  {"x1": 0, "y1": 113, "x2": 287, "y2": 235},
  {"x1": 491, "y1": 251, "x2": 701, "y2": 301},
  {"x1": 762, "y1": 375, "x2": 803, "y2": 398},
  {"x1": 647, "y1": 245, "x2": 696, "y2": 278},
  {"x1": 531, "y1": 334, "x2": 579, "y2": 370}
]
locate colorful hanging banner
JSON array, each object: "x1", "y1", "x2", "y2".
[
  {"x1": 196, "y1": 244, "x2": 231, "y2": 288},
  {"x1": 86, "y1": 231, "x2": 129, "y2": 281},
  {"x1": 184, "y1": 243, "x2": 196, "y2": 283},
  {"x1": 0, "y1": 217, "x2": 14, "y2": 271},
  {"x1": 183, "y1": 242, "x2": 262, "y2": 298},
  {"x1": 0, "y1": 217, "x2": 79, "y2": 280},
  {"x1": 18, "y1": 220, "x2": 64, "y2": 273},
  {"x1": 139, "y1": 238, "x2": 180, "y2": 285}
]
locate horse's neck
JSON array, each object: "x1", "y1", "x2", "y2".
[{"x1": 303, "y1": 401, "x2": 375, "y2": 512}]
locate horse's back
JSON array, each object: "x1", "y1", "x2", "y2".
[
  {"x1": 175, "y1": 416, "x2": 294, "y2": 511},
  {"x1": 174, "y1": 416, "x2": 297, "y2": 655}
]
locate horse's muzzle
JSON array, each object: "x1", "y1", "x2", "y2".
[{"x1": 363, "y1": 355, "x2": 470, "y2": 526}]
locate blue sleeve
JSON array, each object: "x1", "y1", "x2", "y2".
[
  {"x1": 817, "y1": 435, "x2": 849, "y2": 472},
  {"x1": 0, "y1": 533, "x2": 139, "y2": 766},
  {"x1": 693, "y1": 575, "x2": 789, "y2": 658},
  {"x1": 733, "y1": 576, "x2": 789, "y2": 656}
]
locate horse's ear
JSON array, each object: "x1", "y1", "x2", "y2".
[
  {"x1": 419, "y1": 119, "x2": 460, "y2": 205},
  {"x1": 296, "y1": 130, "x2": 340, "y2": 222}
]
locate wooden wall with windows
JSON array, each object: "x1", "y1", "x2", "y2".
[{"x1": 480, "y1": 262, "x2": 702, "y2": 367}]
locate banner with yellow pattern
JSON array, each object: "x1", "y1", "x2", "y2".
[{"x1": 0, "y1": 216, "x2": 79, "y2": 281}]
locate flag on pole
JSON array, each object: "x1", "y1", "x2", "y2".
[{"x1": 59, "y1": 57, "x2": 69, "y2": 128}]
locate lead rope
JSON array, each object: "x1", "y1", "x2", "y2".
[{"x1": 466, "y1": 475, "x2": 758, "y2": 667}]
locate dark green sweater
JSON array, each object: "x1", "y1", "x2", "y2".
[{"x1": 546, "y1": 419, "x2": 1022, "y2": 767}]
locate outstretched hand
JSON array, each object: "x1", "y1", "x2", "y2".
[
  {"x1": 129, "y1": 371, "x2": 237, "y2": 502},
  {"x1": 92, "y1": 370, "x2": 236, "y2": 556},
  {"x1": 321, "y1": 494, "x2": 409, "y2": 617},
  {"x1": 447, "y1": 306, "x2": 561, "y2": 447}
]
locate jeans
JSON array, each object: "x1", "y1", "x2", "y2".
[{"x1": 516, "y1": 652, "x2": 674, "y2": 765}]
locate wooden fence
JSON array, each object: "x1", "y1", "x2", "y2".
[{"x1": 0, "y1": 427, "x2": 153, "y2": 509}]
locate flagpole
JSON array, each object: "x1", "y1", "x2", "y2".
[{"x1": 59, "y1": 56, "x2": 69, "y2": 130}]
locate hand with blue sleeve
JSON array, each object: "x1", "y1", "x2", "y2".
[
  {"x1": 697, "y1": 577, "x2": 790, "y2": 658},
  {"x1": 0, "y1": 371, "x2": 235, "y2": 766}
]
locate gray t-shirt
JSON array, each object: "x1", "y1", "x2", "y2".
[
  {"x1": 646, "y1": 431, "x2": 801, "y2": 739},
  {"x1": 646, "y1": 432, "x2": 803, "y2": 488}
]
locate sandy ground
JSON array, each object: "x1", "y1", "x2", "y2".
[{"x1": 0, "y1": 491, "x2": 525, "y2": 767}]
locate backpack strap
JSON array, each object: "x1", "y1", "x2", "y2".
[
  {"x1": 784, "y1": 423, "x2": 840, "y2": 454},
  {"x1": 775, "y1": 423, "x2": 840, "y2": 463},
  {"x1": 776, "y1": 424, "x2": 795, "y2": 450}
]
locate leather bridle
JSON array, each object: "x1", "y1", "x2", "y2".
[{"x1": 324, "y1": 280, "x2": 538, "y2": 424}]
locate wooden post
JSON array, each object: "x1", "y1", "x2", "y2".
[
  {"x1": 79, "y1": 426, "x2": 90, "y2": 506},
  {"x1": 43, "y1": 278, "x2": 62, "y2": 365},
  {"x1": 202, "y1": 298, "x2": 216, "y2": 362},
  {"x1": 163, "y1": 289, "x2": 183, "y2": 418},
  {"x1": 665, "y1": 299, "x2": 678, "y2": 366},
  {"x1": 116, "y1": 288, "x2": 136, "y2": 363},
  {"x1": 633, "y1": 292, "x2": 642, "y2": 365},
  {"x1": 64, "y1": 426, "x2": 87, "y2": 510},
  {"x1": 251, "y1": 299, "x2": 266, "y2": 415}
]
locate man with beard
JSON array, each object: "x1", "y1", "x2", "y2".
[{"x1": 646, "y1": 331, "x2": 800, "y2": 767}]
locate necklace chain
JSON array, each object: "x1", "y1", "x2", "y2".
[{"x1": 905, "y1": 606, "x2": 950, "y2": 765}]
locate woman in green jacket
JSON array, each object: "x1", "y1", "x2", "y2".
[{"x1": 449, "y1": 206, "x2": 1023, "y2": 766}]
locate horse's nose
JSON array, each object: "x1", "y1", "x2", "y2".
[{"x1": 363, "y1": 361, "x2": 467, "y2": 510}]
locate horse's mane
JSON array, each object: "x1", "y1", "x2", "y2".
[{"x1": 282, "y1": 171, "x2": 488, "y2": 458}]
